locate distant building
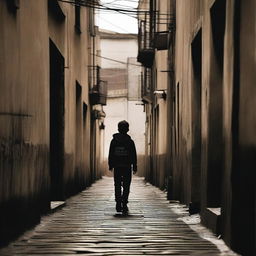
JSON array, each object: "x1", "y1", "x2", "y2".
[{"x1": 99, "y1": 30, "x2": 146, "y2": 176}]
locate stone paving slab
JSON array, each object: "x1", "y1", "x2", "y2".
[{"x1": 0, "y1": 176, "x2": 238, "y2": 255}]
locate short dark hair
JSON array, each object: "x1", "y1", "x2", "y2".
[{"x1": 118, "y1": 120, "x2": 129, "y2": 133}]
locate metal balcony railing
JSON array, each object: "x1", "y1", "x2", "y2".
[
  {"x1": 137, "y1": 20, "x2": 155, "y2": 68},
  {"x1": 138, "y1": 20, "x2": 152, "y2": 51},
  {"x1": 88, "y1": 65, "x2": 100, "y2": 89},
  {"x1": 89, "y1": 66, "x2": 107, "y2": 105}
]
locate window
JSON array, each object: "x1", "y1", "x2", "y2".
[
  {"x1": 48, "y1": 0, "x2": 66, "y2": 21},
  {"x1": 206, "y1": 0, "x2": 226, "y2": 207},
  {"x1": 75, "y1": 0, "x2": 81, "y2": 34},
  {"x1": 6, "y1": 0, "x2": 19, "y2": 13}
]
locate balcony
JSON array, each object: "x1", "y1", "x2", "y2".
[
  {"x1": 89, "y1": 66, "x2": 107, "y2": 105},
  {"x1": 90, "y1": 80, "x2": 107, "y2": 105},
  {"x1": 137, "y1": 20, "x2": 155, "y2": 68}
]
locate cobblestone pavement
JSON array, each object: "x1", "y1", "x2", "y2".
[{"x1": 0, "y1": 176, "x2": 238, "y2": 255}]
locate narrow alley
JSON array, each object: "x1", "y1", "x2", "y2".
[
  {"x1": 1, "y1": 0, "x2": 256, "y2": 255},
  {"x1": 0, "y1": 176, "x2": 236, "y2": 255}
]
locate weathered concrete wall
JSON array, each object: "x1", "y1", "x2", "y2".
[
  {"x1": 0, "y1": 0, "x2": 97, "y2": 245},
  {"x1": 173, "y1": 0, "x2": 256, "y2": 255},
  {"x1": 174, "y1": 0, "x2": 228, "y2": 238},
  {"x1": 143, "y1": 104, "x2": 152, "y2": 182},
  {"x1": 174, "y1": 0, "x2": 226, "y2": 209},
  {"x1": 174, "y1": 0, "x2": 203, "y2": 205},
  {"x1": 154, "y1": 53, "x2": 168, "y2": 189},
  {"x1": 50, "y1": 3, "x2": 92, "y2": 196},
  {"x1": 47, "y1": 1, "x2": 93, "y2": 197},
  {"x1": 0, "y1": 0, "x2": 50, "y2": 245},
  {"x1": 230, "y1": 0, "x2": 256, "y2": 254}
]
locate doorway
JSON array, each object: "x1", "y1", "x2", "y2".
[
  {"x1": 191, "y1": 29, "x2": 202, "y2": 213},
  {"x1": 207, "y1": 0, "x2": 226, "y2": 207},
  {"x1": 75, "y1": 82, "x2": 82, "y2": 173},
  {"x1": 49, "y1": 39, "x2": 65, "y2": 200}
]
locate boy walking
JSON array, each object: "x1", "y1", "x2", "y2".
[{"x1": 108, "y1": 120, "x2": 137, "y2": 213}]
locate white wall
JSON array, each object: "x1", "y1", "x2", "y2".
[
  {"x1": 104, "y1": 98, "x2": 146, "y2": 158},
  {"x1": 100, "y1": 38, "x2": 138, "y2": 68},
  {"x1": 101, "y1": 32, "x2": 146, "y2": 173},
  {"x1": 104, "y1": 97, "x2": 128, "y2": 159},
  {"x1": 127, "y1": 101, "x2": 145, "y2": 155},
  {"x1": 128, "y1": 57, "x2": 142, "y2": 100}
]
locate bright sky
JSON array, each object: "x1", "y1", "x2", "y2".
[{"x1": 97, "y1": 0, "x2": 139, "y2": 34}]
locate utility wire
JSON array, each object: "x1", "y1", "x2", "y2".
[
  {"x1": 98, "y1": 16, "x2": 134, "y2": 33},
  {"x1": 58, "y1": 0, "x2": 140, "y2": 20},
  {"x1": 58, "y1": 0, "x2": 173, "y2": 16},
  {"x1": 58, "y1": 0, "x2": 175, "y2": 26},
  {"x1": 93, "y1": 53, "x2": 142, "y2": 67}
]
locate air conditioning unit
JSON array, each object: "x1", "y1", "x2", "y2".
[{"x1": 154, "y1": 31, "x2": 170, "y2": 50}]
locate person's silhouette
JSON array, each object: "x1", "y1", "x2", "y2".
[{"x1": 108, "y1": 120, "x2": 137, "y2": 213}]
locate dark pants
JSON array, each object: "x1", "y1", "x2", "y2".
[{"x1": 114, "y1": 167, "x2": 132, "y2": 205}]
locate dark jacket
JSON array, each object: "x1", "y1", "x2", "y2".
[{"x1": 108, "y1": 133, "x2": 137, "y2": 171}]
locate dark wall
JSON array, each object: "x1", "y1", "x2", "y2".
[
  {"x1": 173, "y1": 0, "x2": 256, "y2": 255},
  {"x1": 0, "y1": 1, "x2": 50, "y2": 245},
  {"x1": 230, "y1": 0, "x2": 256, "y2": 255}
]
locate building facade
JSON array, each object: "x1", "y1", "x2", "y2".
[
  {"x1": 0, "y1": 0, "x2": 106, "y2": 245},
  {"x1": 138, "y1": 0, "x2": 171, "y2": 188},
  {"x1": 138, "y1": 0, "x2": 256, "y2": 255}
]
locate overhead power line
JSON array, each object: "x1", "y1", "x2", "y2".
[
  {"x1": 58, "y1": 0, "x2": 139, "y2": 20},
  {"x1": 58, "y1": 0, "x2": 174, "y2": 20},
  {"x1": 98, "y1": 15, "x2": 133, "y2": 33},
  {"x1": 93, "y1": 53, "x2": 142, "y2": 67}
]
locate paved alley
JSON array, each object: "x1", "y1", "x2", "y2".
[{"x1": 0, "y1": 177, "x2": 237, "y2": 255}]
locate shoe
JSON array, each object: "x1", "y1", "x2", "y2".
[
  {"x1": 116, "y1": 202, "x2": 122, "y2": 212},
  {"x1": 122, "y1": 204, "x2": 129, "y2": 214}
]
